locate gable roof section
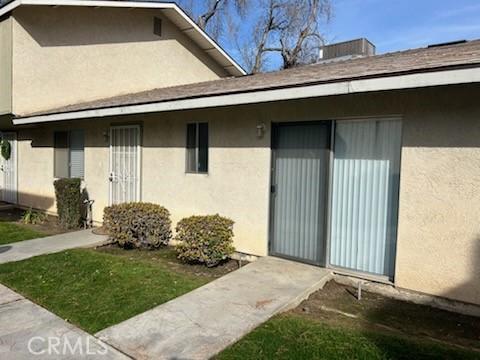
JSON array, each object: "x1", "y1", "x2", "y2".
[{"x1": 0, "y1": 0, "x2": 246, "y2": 77}]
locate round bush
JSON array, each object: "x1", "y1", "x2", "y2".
[
  {"x1": 103, "y1": 202, "x2": 172, "y2": 249},
  {"x1": 175, "y1": 214, "x2": 235, "y2": 267}
]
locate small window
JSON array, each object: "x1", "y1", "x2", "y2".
[
  {"x1": 153, "y1": 17, "x2": 162, "y2": 37},
  {"x1": 54, "y1": 130, "x2": 85, "y2": 179},
  {"x1": 186, "y1": 122, "x2": 208, "y2": 173}
]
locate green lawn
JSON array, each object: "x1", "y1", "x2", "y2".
[
  {"x1": 0, "y1": 248, "x2": 213, "y2": 333},
  {"x1": 0, "y1": 221, "x2": 46, "y2": 245},
  {"x1": 217, "y1": 314, "x2": 480, "y2": 360}
]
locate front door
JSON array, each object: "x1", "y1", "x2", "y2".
[
  {"x1": 109, "y1": 126, "x2": 141, "y2": 205},
  {"x1": 270, "y1": 122, "x2": 331, "y2": 265},
  {"x1": 0, "y1": 132, "x2": 17, "y2": 204}
]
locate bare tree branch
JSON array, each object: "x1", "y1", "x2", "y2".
[
  {"x1": 198, "y1": 0, "x2": 223, "y2": 30},
  {"x1": 179, "y1": 0, "x2": 332, "y2": 73}
]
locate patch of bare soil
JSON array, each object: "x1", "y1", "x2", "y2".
[
  {"x1": 96, "y1": 245, "x2": 243, "y2": 280},
  {"x1": 92, "y1": 226, "x2": 109, "y2": 236},
  {"x1": 290, "y1": 281, "x2": 480, "y2": 352}
]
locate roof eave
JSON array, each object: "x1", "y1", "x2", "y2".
[{"x1": 13, "y1": 66, "x2": 480, "y2": 125}]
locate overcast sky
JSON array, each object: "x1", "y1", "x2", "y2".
[{"x1": 328, "y1": 0, "x2": 480, "y2": 54}]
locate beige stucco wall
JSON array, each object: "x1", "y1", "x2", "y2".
[
  {"x1": 0, "y1": 16, "x2": 12, "y2": 114},
  {"x1": 395, "y1": 90, "x2": 480, "y2": 306},
  {"x1": 17, "y1": 127, "x2": 55, "y2": 210},
  {"x1": 15, "y1": 83, "x2": 480, "y2": 305},
  {"x1": 10, "y1": 6, "x2": 228, "y2": 115},
  {"x1": 17, "y1": 113, "x2": 271, "y2": 256}
]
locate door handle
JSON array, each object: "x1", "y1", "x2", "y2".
[{"x1": 109, "y1": 172, "x2": 114, "y2": 182}]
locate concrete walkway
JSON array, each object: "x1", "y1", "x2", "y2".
[
  {"x1": 0, "y1": 284, "x2": 129, "y2": 359},
  {"x1": 0, "y1": 230, "x2": 107, "y2": 264},
  {"x1": 97, "y1": 256, "x2": 332, "y2": 360}
]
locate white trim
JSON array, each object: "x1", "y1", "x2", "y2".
[
  {"x1": 0, "y1": 0, "x2": 19, "y2": 16},
  {"x1": 108, "y1": 127, "x2": 113, "y2": 206},
  {"x1": 0, "y1": 132, "x2": 18, "y2": 204},
  {"x1": 0, "y1": 0, "x2": 246, "y2": 76},
  {"x1": 14, "y1": 67, "x2": 480, "y2": 125}
]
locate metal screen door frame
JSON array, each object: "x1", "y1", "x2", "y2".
[
  {"x1": 0, "y1": 132, "x2": 17, "y2": 204},
  {"x1": 109, "y1": 125, "x2": 142, "y2": 205},
  {"x1": 269, "y1": 121, "x2": 331, "y2": 266}
]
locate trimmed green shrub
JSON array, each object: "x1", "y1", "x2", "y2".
[
  {"x1": 54, "y1": 178, "x2": 82, "y2": 229},
  {"x1": 21, "y1": 208, "x2": 47, "y2": 225},
  {"x1": 103, "y1": 202, "x2": 172, "y2": 249},
  {"x1": 175, "y1": 214, "x2": 235, "y2": 267},
  {"x1": 0, "y1": 139, "x2": 11, "y2": 160}
]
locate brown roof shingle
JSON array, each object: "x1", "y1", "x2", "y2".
[{"x1": 27, "y1": 39, "x2": 480, "y2": 116}]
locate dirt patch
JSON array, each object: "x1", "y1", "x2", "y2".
[
  {"x1": 290, "y1": 281, "x2": 480, "y2": 351},
  {"x1": 256, "y1": 299, "x2": 273, "y2": 309},
  {"x1": 0, "y1": 208, "x2": 71, "y2": 236},
  {"x1": 92, "y1": 226, "x2": 109, "y2": 236},
  {"x1": 96, "y1": 245, "x2": 243, "y2": 280}
]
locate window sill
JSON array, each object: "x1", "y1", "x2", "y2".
[
  {"x1": 53, "y1": 177, "x2": 86, "y2": 186},
  {"x1": 185, "y1": 172, "x2": 209, "y2": 176}
]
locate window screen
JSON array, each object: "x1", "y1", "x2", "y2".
[
  {"x1": 69, "y1": 130, "x2": 85, "y2": 179},
  {"x1": 153, "y1": 17, "x2": 162, "y2": 37},
  {"x1": 54, "y1": 130, "x2": 85, "y2": 179},
  {"x1": 54, "y1": 131, "x2": 69, "y2": 178},
  {"x1": 198, "y1": 123, "x2": 209, "y2": 173},
  {"x1": 186, "y1": 123, "x2": 197, "y2": 172},
  {"x1": 186, "y1": 122, "x2": 208, "y2": 173}
]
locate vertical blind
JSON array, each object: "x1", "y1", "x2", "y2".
[
  {"x1": 69, "y1": 130, "x2": 85, "y2": 179},
  {"x1": 54, "y1": 130, "x2": 84, "y2": 179},
  {"x1": 271, "y1": 123, "x2": 330, "y2": 264},
  {"x1": 329, "y1": 119, "x2": 402, "y2": 277},
  {"x1": 54, "y1": 131, "x2": 69, "y2": 179},
  {"x1": 186, "y1": 123, "x2": 197, "y2": 172}
]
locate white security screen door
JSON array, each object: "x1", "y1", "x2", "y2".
[
  {"x1": 109, "y1": 126, "x2": 141, "y2": 205},
  {"x1": 0, "y1": 132, "x2": 17, "y2": 204}
]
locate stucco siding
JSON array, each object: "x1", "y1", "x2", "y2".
[
  {"x1": 14, "y1": 84, "x2": 480, "y2": 305},
  {"x1": 17, "y1": 127, "x2": 55, "y2": 210},
  {"x1": 141, "y1": 115, "x2": 271, "y2": 256},
  {"x1": 396, "y1": 95, "x2": 480, "y2": 306},
  {"x1": 0, "y1": 16, "x2": 12, "y2": 114},
  {"x1": 11, "y1": 6, "x2": 228, "y2": 115}
]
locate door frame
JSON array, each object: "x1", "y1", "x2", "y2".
[
  {"x1": 269, "y1": 116, "x2": 403, "y2": 283},
  {"x1": 0, "y1": 131, "x2": 17, "y2": 204},
  {"x1": 268, "y1": 121, "x2": 332, "y2": 267},
  {"x1": 108, "y1": 125, "x2": 142, "y2": 205}
]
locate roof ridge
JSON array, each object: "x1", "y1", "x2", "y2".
[{"x1": 260, "y1": 38, "x2": 480, "y2": 76}]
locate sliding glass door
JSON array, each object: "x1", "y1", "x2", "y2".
[
  {"x1": 269, "y1": 118, "x2": 402, "y2": 279},
  {"x1": 329, "y1": 119, "x2": 402, "y2": 278},
  {"x1": 270, "y1": 122, "x2": 331, "y2": 265}
]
